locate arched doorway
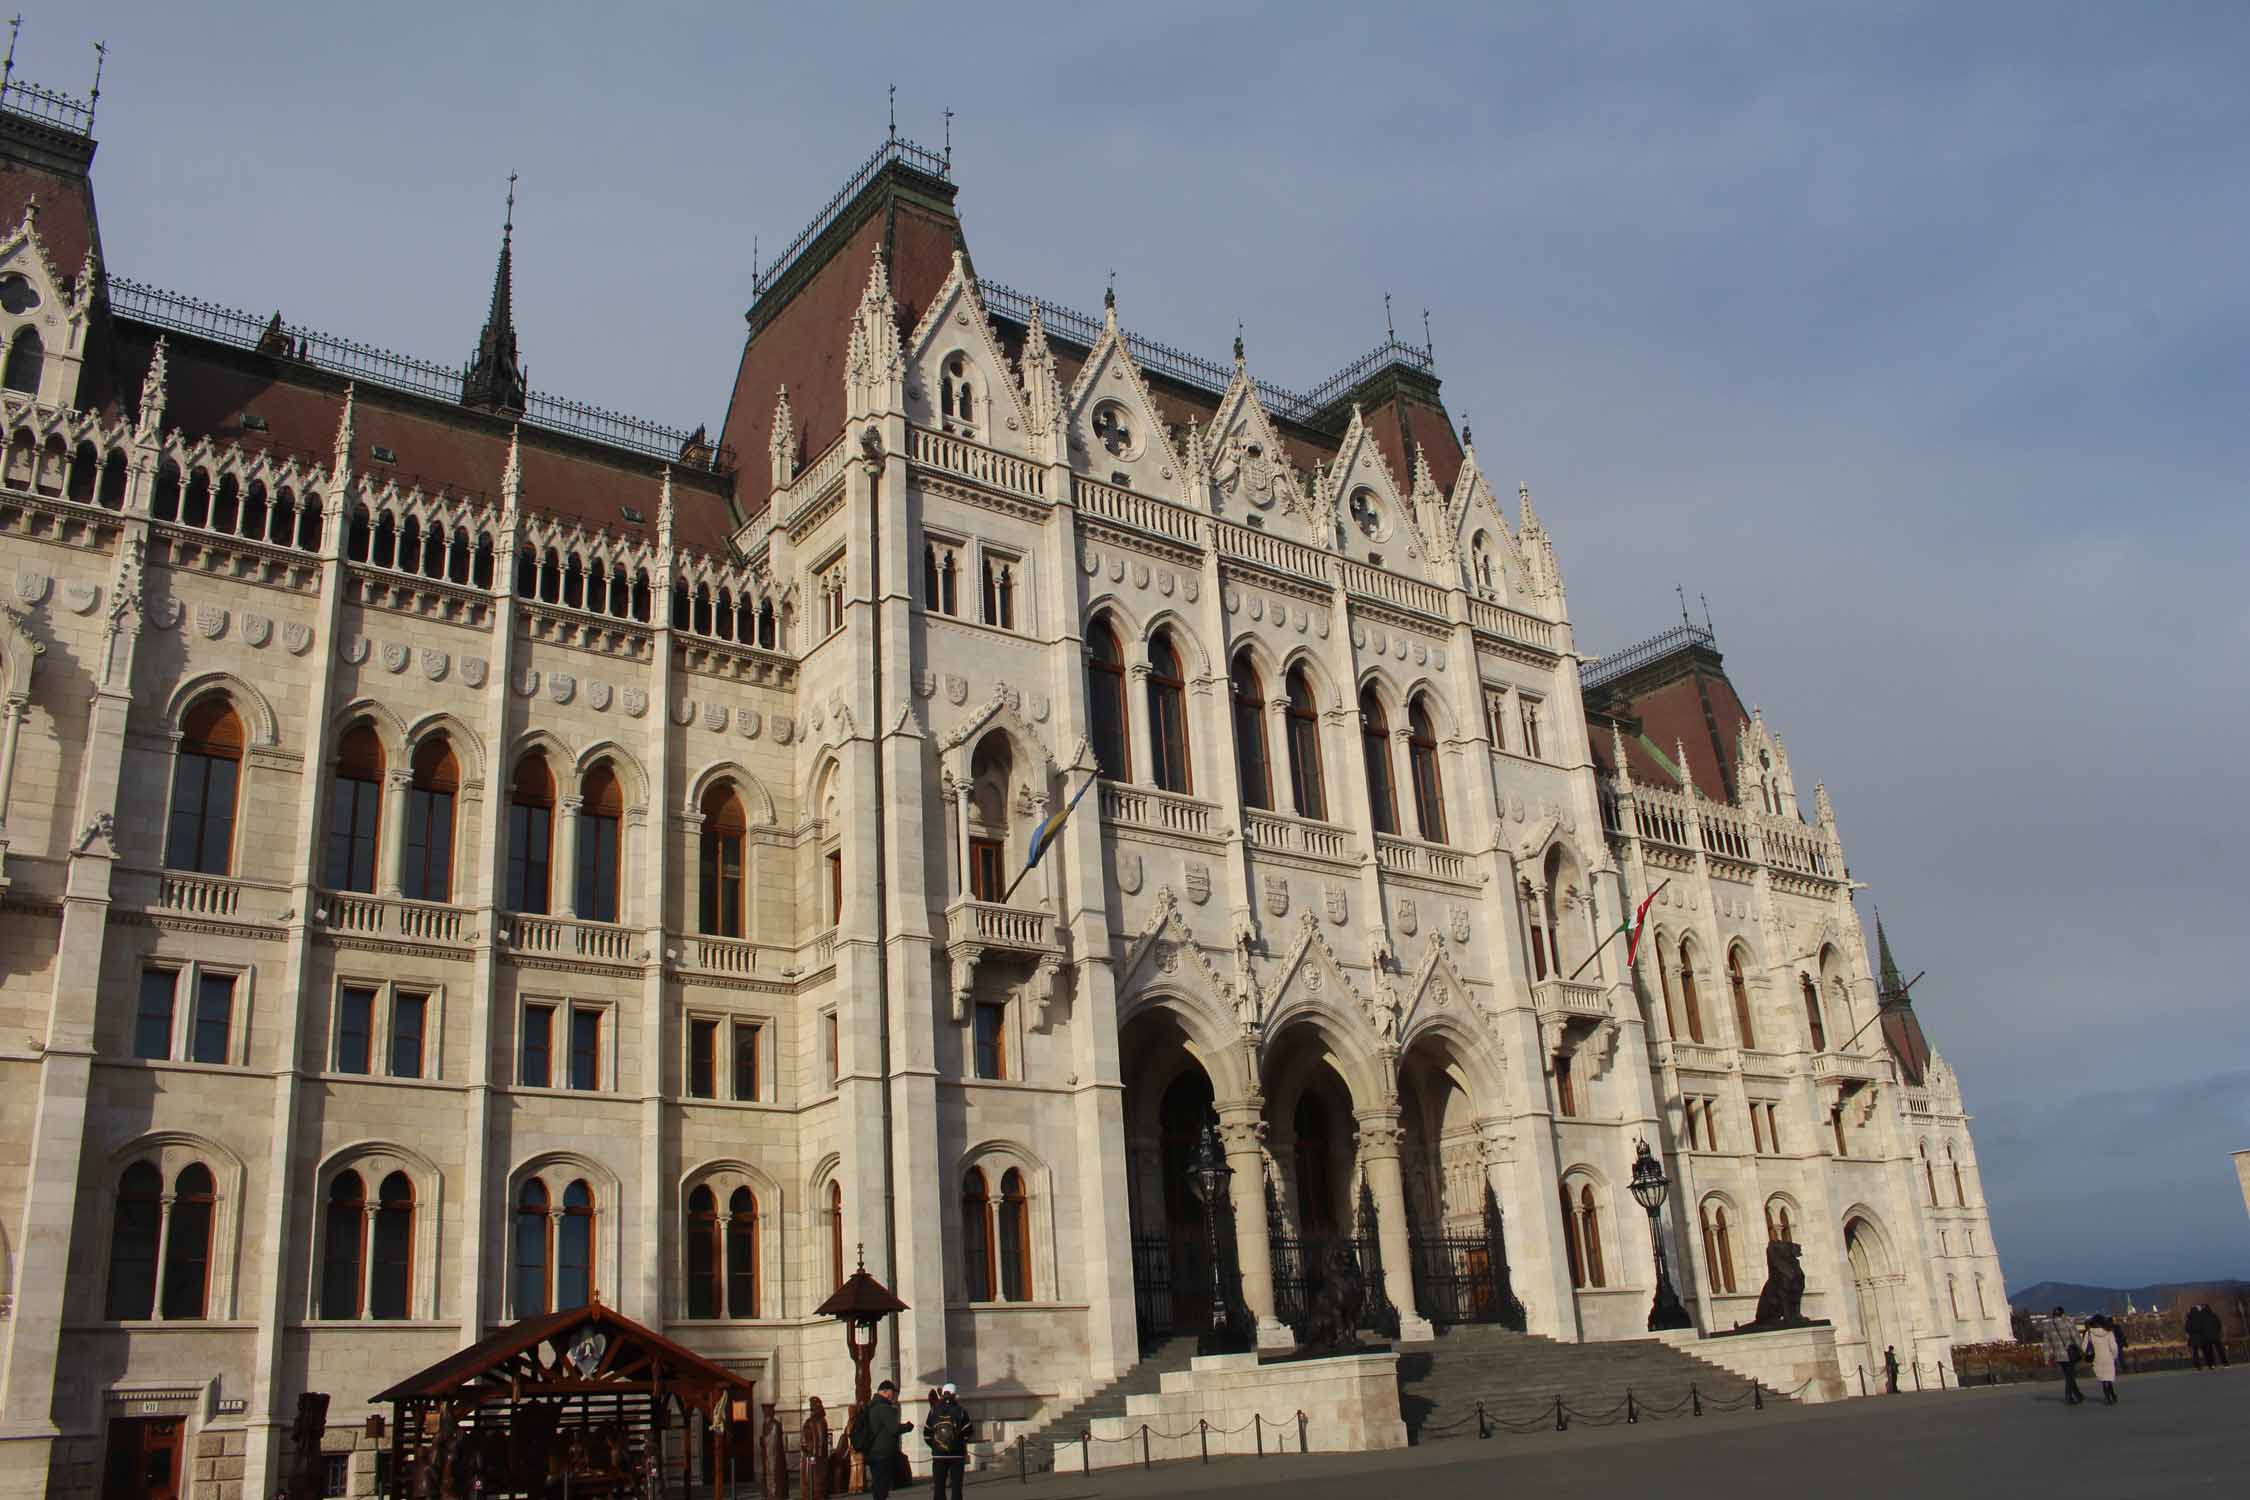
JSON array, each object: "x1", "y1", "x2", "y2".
[
  {"x1": 1845, "y1": 1214, "x2": 1902, "y2": 1371},
  {"x1": 1261, "y1": 1019, "x2": 1396, "y2": 1335},
  {"x1": 1119, "y1": 1006, "x2": 1227, "y2": 1346},
  {"x1": 1398, "y1": 1032, "x2": 1523, "y2": 1328}
]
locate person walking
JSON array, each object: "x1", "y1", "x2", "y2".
[
  {"x1": 2191, "y1": 1303, "x2": 2230, "y2": 1369},
  {"x1": 2084, "y1": 1315, "x2": 2122, "y2": 1405},
  {"x1": 2185, "y1": 1306, "x2": 2207, "y2": 1370},
  {"x1": 850, "y1": 1380, "x2": 914, "y2": 1500},
  {"x1": 2041, "y1": 1307, "x2": 2086, "y2": 1405},
  {"x1": 1883, "y1": 1346, "x2": 1900, "y2": 1395},
  {"x1": 924, "y1": 1381, "x2": 975, "y2": 1500}
]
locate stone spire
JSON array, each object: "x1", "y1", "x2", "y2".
[
  {"x1": 462, "y1": 174, "x2": 528, "y2": 417},
  {"x1": 1019, "y1": 300, "x2": 1062, "y2": 439},
  {"x1": 332, "y1": 383, "x2": 358, "y2": 484},
  {"x1": 500, "y1": 424, "x2": 523, "y2": 520},
  {"x1": 1876, "y1": 915, "x2": 1905, "y2": 996},
  {"x1": 769, "y1": 385, "x2": 797, "y2": 490},
  {"x1": 136, "y1": 336, "x2": 169, "y2": 441}
]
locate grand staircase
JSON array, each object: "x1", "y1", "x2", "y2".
[
  {"x1": 1396, "y1": 1324, "x2": 1789, "y2": 1441},
  {"x1": 1000, "y1": 1337, "x2": 1201, "y2": 1467}
]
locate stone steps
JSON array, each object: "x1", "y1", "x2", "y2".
[
  {"x1": 1397, "y1": 1324, "x2": 1787, "y2": 1441},
  {"x1": 1004, "y1": 1337, "x2": 1202, "y2": 1465}
]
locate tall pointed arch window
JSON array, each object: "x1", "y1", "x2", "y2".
[
  {"x1": 1799, "y1": 974, "x2": 1827, "y2": 1052},
  {"x1": 1146, "y1": 632, "x2": 1192, "y2": 793},
  {"x1": 1359, "y1": 688, "x2": 1399, "y2": 835},
  {"x1": 685, "y1": 1186, "x2": 722, "y2": 1318},
  {"x1": 403, "y1": 736, "x2": 458, "y2": 903},
  {"x1": 1407, "y1": 696, "x2": 1447, "y2": 843},
  {"x1": 961, "y1": 1169, "x2": 994, "y2": 1302},
  {"x1": 513, "y1": 1179, "x2": 550, "y2": 1314},
  {"x1": 1656, "y1": 937, "x2": 1681, "y2": 1036},
  {"x1": 575, "y1": 763, "x2": 623, "y2": 923},
  {"x1": 998, "y1": 1169, "x2": 1032, "y2": 1302},
  {"x1": 1950, "y1": 1145, "x2": 1966, "y2": 1206},
  {"x1": 2, "y1": 326, "x2": 43, "y2": 394},
  {"x1": 1230, "y1": 653, "x2": 1271, "y2": 810},
  {"x1": 1727, "y1": 948, "x2": 1756, "y2": 1048},
  {"x1": 1700, "y1": 1202, "x2": 1737, "y2": 1294},
  {"x1": 325, "y1": 725, "x2": 384, "y2": 892},
  {"x1": 1087, "y1": 620, "x2": 1131, "y2": 779},
  {"x1": 1765, "y1": 1198, "x2": 1794, "y2": 1244},
  {"x1": 1284, "y1": 668, "x2": 1326, "y2": 820},
  {"x1": 319, "y1": 1172, "x2": 367, "y2": 1319},
  {"x1": 162, "y1": 1164, "x2": 216, "y2": 1319},
  {"x1": 1577, "y1": 1185, "x2": 1606, "y2": 1288},
  {"x1": 370, "y1": 1172, "x2": 413, "y2": 1319},
  {"x1": 506, "y1": 752, "x2": 555, "y2": 914},
  {"x1": 557, "y1": 1180, "x2": 595, "y2": 1310},
  {"x1": 698, "y1": 783, "x2": 748, "y2": 938},
  {"x1": 827, "y1": 1180, "x2": 846, "y2": 1292},
  {"x1": 1677, "y1": 940, "x2": 1705, "y2": 1043},
  {"x1": 106, "y1": 1162, "x2": 164, "y2": 1320},
  {"x1": 166, "y1": 697, "x2": 244, "y2": 875},
  {"x1": 727, "y1": 1187, "x2": 760, "y2": 1317},
  {"x1": 1922, "y1": 1143, "x2": 1939, "y2": 1206}
]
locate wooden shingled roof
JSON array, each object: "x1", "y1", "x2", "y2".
[{"x1": 370, "y1": 1299, "x2": 754, "y2": 1405}]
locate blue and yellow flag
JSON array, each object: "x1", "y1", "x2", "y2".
[{"x1": 1021, "y1": 773, "x2": 1095, "y2": 876}]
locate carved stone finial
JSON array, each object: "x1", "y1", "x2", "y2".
[
  {"x1": 769, "y1": 384, "x2": 797, "y2": 488},
  {"x1": 136, "y1": 336, "x2": 170, "y2": 440},
  {"x1": 332, "y1": 383, "x2": 357, "y2": 481}
]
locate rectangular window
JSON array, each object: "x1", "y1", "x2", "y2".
[
  {"x1": 390, "y1": 992, "x2": 427, "y2": 1078},
  {"x1": 325, "y1": 776, "x2": 382, "y2": 892},
  {"x1": 322, "y1": 1455, "x2": 349, "y2": 1499},
  {"x1": 505, "y1": 803, "x2": 552, "y2": 914},
  {"x1": 190, "y1": 973, "x2": 234, "y2": 1064},
  {"x1": 1764, "y1": 1104, "x2": 1781, "y2": 1153},
  {"x1": 1554, "y1": 1052, "x2": 1577, "y2": 1117},
  {"x1": 569, "y1": 1007, "x2": 602, "y2": 1091},
  {"x1": 167, "y1": 751, "x2": 239, "y2": 875},
  {"x1": 688, "y1": 1018, "x2": 718, "y2": 1099},
  {"x1": 733, "y1": 1020, "x2": 762, "y2": 1102},
  {"x1": 1484, "y1": 688, "x2": 1509, "y2": 752},
  {"x1": 1529, "y1": 922, "x2": 1549, "y2": 981},
  {"x1": 1749, "y1": 1101, "x2": 1767, "y2": 1154},
  {"x1": 973, "y1": 1003, "x2": 1007, "y2": 1080},
  {"x1": 981, "y1": 551, "x2": 1019, "y2": 631},
  {"x1": 827, "y1": 850, "x2": 843, "y2": 925},
  {"x1": 575, "y1": 812, "x2": 621, "y2": 923},
  {"x1": 337, "y1": 986, "x2": 376, "y2": 1074},
  {"x1": 402, "y1": 785, "x2": 455, "y2": 903},
  {"x1": 823, "y1": 1011, "x2": 839, "y2": 1090},
  {"x1": 818, "y1": 558, "x2": 847, "y2": 636},
  {"x1": 1519, "y1": 699, "x2": 1544, "y2": 761},
  {"x1": 967, "y1": 837, "x2": 1005, "y2": 903},
  {"x1": 134, "y1": 970, "x2": 177, "y2": 1060},
  {"x1": 923, "y1": 540, "x2": 961, "y2": 617},
  {"x1": 521, "y1": 1004, "x2": 554, "y2": 1088}
]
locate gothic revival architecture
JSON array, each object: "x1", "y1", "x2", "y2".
[{"x1": 0, "y1": 50, "x2": 2005, "y2": 1500}]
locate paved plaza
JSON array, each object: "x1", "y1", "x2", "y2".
[{"x1": 967, "y1": 1368, "x2": 2241, "y2": 1500}]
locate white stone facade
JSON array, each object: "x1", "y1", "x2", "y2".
[{"x1": 0, "y1": 138, "x2": 2009, "y2": 1500}]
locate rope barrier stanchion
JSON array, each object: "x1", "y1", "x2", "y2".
[
  {"x1": 1199, "y1": 1419, "x2": 1208, "y2": 1465},
  {"x1": 1254, "y1": 1411, "x2": 1263, "y2": 1456},
  {"x1": 1079, "y1": 1430, "x2": 1089, "y2": 1476},
  {"x1": 1692, "y1": 1382, "x2": 1702, "y2": 1417},
  {"x1": 1857, "y1": 1366, "x2": 1867, "y2": 1397},
  {"x1": 1476, "y1": 1401, "x2": 1489, "y2": 1440},
  {"x1": 1626, "y1": 1389, "x2": 1638, "y2": 1425},
  {"x1": 1752, "y1": 1381, "x2": 1764, "y2": 1411},
  {"x1": 1296, "y1": 1410, "x2": 1308, "y2": 1454},
  {"x1": 1912, "y1": 1361, "x2": 1923, "y2": 1392},
  {"x1": 1553, "y1": 1395, "x2": 1567, "y2": 1432},
  {"x1": 1017, "y1": 1436, "x2": 1027, "y2": 1485}
]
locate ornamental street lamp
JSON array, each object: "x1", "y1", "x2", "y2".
[
  {"x1": 1628, "y1": 1139, "x2": 1694, "y2": 1332},
  {"x1": 1190, "y1": 1120, "x2": 1253, "y2": 1353}
]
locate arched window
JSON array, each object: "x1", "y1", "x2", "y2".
[
  {"x1": 513, "y1": 1179, "x2": 550, "y2": 1314},
  {"x1": 942, "y1": 355, "x2": 978, "y2": 438},
  {"x1": 1727, "y1": 949, "x2": 1756, "y2": 1048},
  {"x1": 1799, "y1": 974, "x2": 1827, "y2": 1052},
  {"x1": 1146, "y1": 632, "x2": 1192, "y2": 793},
  {"x1": 575, "y1": 763, "x2": 623, "y2": 923},
  {"x1": 1230, "y1": 653, "x2": 1271, "y2": 810},
  {"x1": 1701, "y1": 1202, "x2": 1736, "y2": 1294},
  {"x1": 685, "y1": 1185, "x2": 722, "y2": 1318},
  {"x1": 162, "y1": 1164, "x2": 216, "y2": 1319},
  {"x1": 1655, "y1": 936, "x2": 1679, "y2": 1035},
  {"x1": 106, "y1": 1162, "x2": 164, "y2": 1320},
  {"x1": 319, "y1": 1171, "x2": 367, "y2": 1319},
  {"x1": 1470, "y1": 530, "x2": 1496, "y2": 593},
  {"x1": 325, "y1": 724, "x2": 384, "y2": 893},
  {"x1": 2, "y1": 326, "x2": 43, "y2": 393},
  {"x1": 370, "y1": 1172, "x2": 413, "y2": 1320},
  {"x1": 1677, "y1": 941, "x2": 1705, "y2": 1044},
  {"x1": 1560, "y1": 1184, "x2": 1584, "y2": 1288},
  {"x1": 1360, "y1": 688, "x2": 1398, "y2": 835},
  {"x1": 698, "y1": 783, "x2": 748, "y2": 938},
  {"x1": 999, "y1": 1169, "x2": 1032, "y2": 1302},
  {"x1": 1577, "y1": 1185, "x2": 1606, "y2": 1288},
  {"x1": 1974, "y1": 1275, "x2": 1988, "y2": 1317},
  {"x1": 1407, "y1": 696, "x2": 1446, "y2": 843},
  {"x1": 166, "y1": 697, "x2": 244, "y2": 875},
  {"x1": 1950, "y1": 1145, "x2": 1966, "y2": 1206},
  {"x1": 961, "y1": 1169, "x2": 994, "y2": 1302},
  {"x1": 1087, "y1": 619, "x2": 1131, "y2": 779},
  {"x1": 1922, "y1": 1143, "x2": 1938, "y2": 1206},
  {"x1": 507, "y1": 753, "x2": 555, "y2": 914},
  {"x1": 1766, "y1": 1198, "x2": 1794, "y2": 1244},
  {"x1": 403, "y1": 736, "x2": 459, "y2": 903},
  {"x1": 1948, "y1": 1275, "x2": 1961, "y2": 1319},
  {"x1": 828, "y1": 1180, "x2": 846, "y2": 1292},
  {"x1": 728, "y1": 1187, "x2": 760, "y2": 1318},
  {"x1": 1284, "y1": 667, "x2": 1326, "y2": 820},
  {"x1": 558, "y1": 1180, "x2": 595, "y2": 1310}
]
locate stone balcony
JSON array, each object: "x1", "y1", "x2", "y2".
[
  {"x1": 1662, "y1": 1040, "x2": 1734, "y2": 1074},
  {"x1": 1531, "y1": 978, "x2": 1609, "y2": 1022},
  {"x1": 318, "y1": 890, "x2": 476, "y2": 949},
  {"x1": 503, "y1": 911, "x2": 643, "y2": 966},
  {"x1": 1810, "y1": 1049, "x2": 1888, "y2": 1095},
  {"x1": 944, "y1": 897, "x2": 1064, "y2": 1023}
]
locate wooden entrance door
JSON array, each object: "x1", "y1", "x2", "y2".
[{"x1": 103, "y1": 1417, "x2": 184, "y2": 1500}]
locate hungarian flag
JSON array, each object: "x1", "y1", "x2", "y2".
[
  {"x1": 1620, "y1": 879, "x2": 1668, "y2": 967},
  {"x1": 1020, "y1": 773, "x2": 1095, "y2": 877}
]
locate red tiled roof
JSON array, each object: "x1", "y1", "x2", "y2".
[
  {"x1": 105, "y1": 324, "x2": 736, "y2": 553},
  {"x1": 0, "y1": 155, "x2": 98, "y2": 287}
]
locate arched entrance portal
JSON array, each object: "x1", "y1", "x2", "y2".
[
  {"x1": 1397, "y1": 1032, "x2": 1524, "y2": 1328},
  {"x1": 1845, "y1": 1215, "x2": 1903, "y2": 1371},
  {"x1": 1120, "y1": 1006, "x2": 1231, "y2": 1347}
]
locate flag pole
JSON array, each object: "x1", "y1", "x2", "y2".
[
  {"x1": 998, "y1": 772, "x2": 1091, "y2": 904},
  {"x1": 1565, "y1": 875, "x2": 1667, "y2": 982}
]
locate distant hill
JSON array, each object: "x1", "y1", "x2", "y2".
[{"x1": 2013, "y1": 1279, "x2": 2250, "y2": 1315}]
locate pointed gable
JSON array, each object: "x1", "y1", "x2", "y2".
[
  {"x1": 903, "y1": 250, "x2": 1035, "y2": 459},
  {"x1": 1326, "y1": 405, "x2": 1416, "y2": 569},
  {"x1": 1206, "y1": 365, "x2": 1331, "y2": 546},
  {"x1": 1065, "y1": 299, "x2": 1191, "y2": 505}
]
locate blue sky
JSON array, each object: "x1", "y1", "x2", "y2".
[{"x1": 54, "y1": 1, "x2": 2250, "y2": 1291}]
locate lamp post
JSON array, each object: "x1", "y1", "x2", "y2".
[
  {"x1": 1190, "y1": 1120, "x2": 1252, "y2": 1353},
  {"x1": 1628, "y1": 1139, "x2": 1693, "y2": 1332}
]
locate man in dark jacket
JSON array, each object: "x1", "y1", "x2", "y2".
[
  {"x1": 851, "y1": 1381, "x2": 913, "y2": 1500},
  {"x1": 924, "y1": 1382, "x2": 975, "y2": 1500}
]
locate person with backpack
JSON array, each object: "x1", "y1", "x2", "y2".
[
  {"x1": 924, "y1": 1382, "x2": 974, "y2": 1500},
  {"x1": 848, "y1": 1381, "x2": 913, "y2": 1500}
]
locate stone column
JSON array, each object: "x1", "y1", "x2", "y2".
[
  {"x1": 379, "y1": 766, "x2": 412, "y2": 896},
  {"x1": 1217, "y1": 1103, "x2": 1284, "y2": 1343},
  {"x1": 1127, "y1": 660, "x2": 1157, "y2": 788},
  {"x1": 554, "y1": 794, "x2": 582, "y2": 918},
  {"x1": 1356, "y1": 1110, "x2": 1434, "y2": 1341}
]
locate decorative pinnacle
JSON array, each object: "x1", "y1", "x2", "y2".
[{"x1": 1233, "y1": 321, "x2": 1245, "y2": 366}]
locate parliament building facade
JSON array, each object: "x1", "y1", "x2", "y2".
[{"x1": 0, "y1": 52, "x2": 2006, "y2": 1500}]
